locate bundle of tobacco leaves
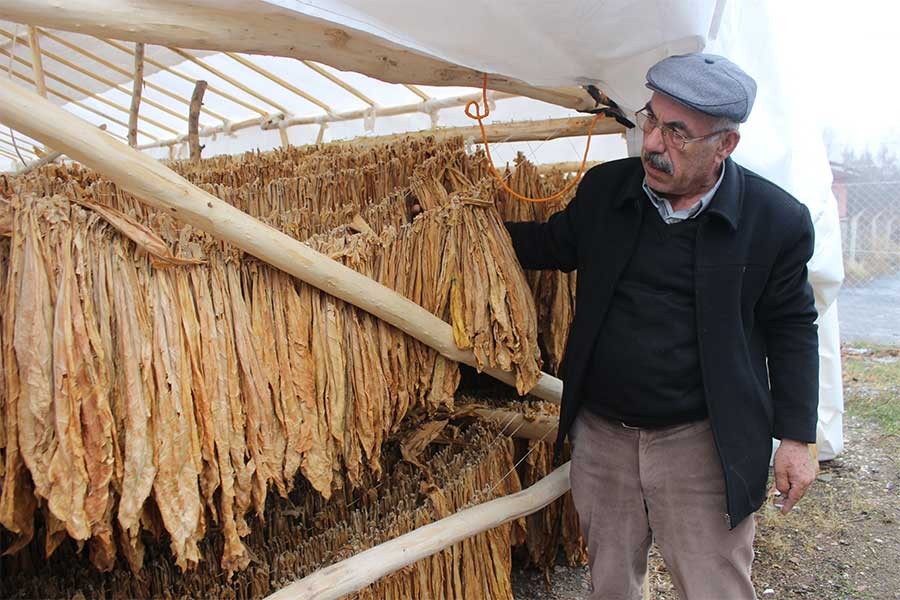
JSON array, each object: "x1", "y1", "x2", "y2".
[
  {"x1": 1, "y1": 422, "x2": 522, "y2": 600},
  {"x1": 0, "y1": 135, "x2": 583, "y2": 582}
]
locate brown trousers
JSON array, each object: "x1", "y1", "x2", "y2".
[{"x1": 570, "y1": 410, "x2": 757, "y2": 600}]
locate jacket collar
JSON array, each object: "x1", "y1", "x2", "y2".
[
  {"x1": 614, "y1": 157, "x2": 743, "y2": 231},
  {"x1": 705, "y1": 157, "x2": 742, "y2": 231}
]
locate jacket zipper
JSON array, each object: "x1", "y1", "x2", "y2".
[{"x1": 694, "y1": 223, "x2": 735, "y2": 529}]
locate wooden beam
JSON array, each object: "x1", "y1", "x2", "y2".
[
  {"x1": 133, "y1": 91, "x2": 511, "y2": 151},
  {"x1": 346, "y1": 115, "x2": 625, "y2": 148},
  {"x1": 37, "y1": 28, "x2": 228, "y2": 123},
  {"x1": 26, "y1": 26, "x2": 47, "y2": 97},
  {"x1": 225, "y1": 52, "x2": 334, "y2": 114},
  {"x1": 127, "y1": 42, "x2": 144, "y2": 146},
  {"x1": 167, "y1": 47, "x2": 286, "y2": 115},
  {"x1": 188, "y1": 80, "x2": 206, "y2": 161},
  {"x1": 0, "y1": 0, "x2": 595, "y2": 111},
  {"x1": 0, "y1": 52, "x2": 153, "y2": 141},
  {"x1": 0, "y1": 28, "x2": 197, "y2": 127},
  {"x1": 0, "y1": 128, "x2": 40, "y2": 148},
  {"x1": 404, "y1": 83, "x2": 430, "y2": 101},
  {"x1": 265, "y1": 462, "x2": 572, "y2": 600},
  {"x1": 537, "y1": 160, "x2": 604, "y2": 173},
  {"x1": 0, "y1": 45, "x2": 179, "y2": 136},
  {"x1": 301, "y1": 60, "x2": 375, "y2": 106},
  {"x1": 0, "y1": 138, "x2": 38, "y2": 159},
  {"x1": 99, "y1": 37, "x2": 271, "y2": 118},
  {"x1": 14, "y1": 148, "x2": 62, "y2": 173},
  {"x1": 14, "y1": 124, "x2": 107, "y2": 176},
  {"x1": 0, "y1": 148, "x2": 21, "y2": 162},
  {"x1": 0, "y1": 79, "x2": 564, "y2": 405},
  {"x1": 467, "y1": 407, "x2": 558, "y2": 442}
]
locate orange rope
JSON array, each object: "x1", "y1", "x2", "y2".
[{"x1": 465, "y1": 73, "x2": 601, "y2": 203}]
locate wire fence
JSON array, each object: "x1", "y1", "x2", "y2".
[{"x1": 835, "y1": 180, "x2": 900, "y2": 346}]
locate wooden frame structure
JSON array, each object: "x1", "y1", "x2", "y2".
[{"x1": 0, "y1": 3, "x2": 641, "y2": 596}]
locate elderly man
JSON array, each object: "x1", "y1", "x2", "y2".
[{"x1": 505, "y1": 54, "x2": 819, "y2": 599}]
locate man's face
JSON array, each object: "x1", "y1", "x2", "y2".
[{"x1": 640, "y1": 92, "x2": 734, "y2": 199}]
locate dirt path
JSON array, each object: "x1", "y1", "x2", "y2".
[{"x1": 512, "y1": 345, "x2": 900, "y2": 599}]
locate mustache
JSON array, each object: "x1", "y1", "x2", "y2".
[{"x1": 643, "y1": 151, "x2": 673, "y2": 174}]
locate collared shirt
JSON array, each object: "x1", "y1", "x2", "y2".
[{"x1": 642, "y1": 162, "x2": 726, "y2": 224}]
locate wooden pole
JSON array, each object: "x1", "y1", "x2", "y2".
[
  {"x1": 188, "y1": 80, "x2": 207, "y2": 161},
  {"x1": 25, "y1": 26, "x2": 46, "y2": 98},
  {"x1": 403, "y1": 83, "x2": 431, "y2": 101},
  {"x1": 265, "y1": 462, "x2": 571, "y2": 600},
  {"x1": 225, "y1": 52, "x2": 334, "y2": 114},
  {"x1": 99, "y1": 37, "x2": 268, "y2": 118},
  {"x1": 133, "y1": 92, "x2": 517, "y2": 151},
  {"x1": 25, "y1": 26, "x2": 52, "y2": 156},
  {"x1": 0, "y1": 28, "x2": 194, "y2": 127},
  {"x1": 0, "y1": 138, "x2": 38, "y2": 159},
  {"x1": 537, "y1": 160, "x2": 604, "y2": 174},
  {"x1": 0, "y1": 0, "x2": 595, "y2": 111},
  {"x1": 0, "y1": 148, "x2": 20, "y2": 161},
  {"x1": 167, "y1": 47, "x2": 288, "y2": 115},
  {"x1": 0, "y1": 53, "x2": 149, "y2": 141},
  {"x1": 127, "y1": 42, "x2": 144, "y2": 147},
  {"x1": 0, "y1": 46, "x2": 178, "y2": 135},
  {"x1": 132, "y1": 91, "x2": 506, "y2": 151},
  {"x1": 467, "y1": 407, "x2": 558, "y2": 442},
  {"x1": 36, "y1": 27, "x2": 228, "y2": 123},
  {"x1": 301, "y1": 60, "x2": 376, "y2": 106},
  {"x1": 14, "y1": 148, "x2": 62, "y2": 173},
  {"x1": 344, "y1": 116, "x2": 624, "y2": 149},
  {"x1": 14, "y1": 124, "x2": 108, "y2": 176},
  {"x1": 0, "y1": 79, "x2": 563, "y2": 404}
]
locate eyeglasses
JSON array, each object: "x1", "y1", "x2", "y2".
[{"x1": 634, "y1": 107, "x2": 726, "y2": 151}]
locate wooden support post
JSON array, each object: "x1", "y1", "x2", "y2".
[
  {"x1": 278, "y1": 126, "x2": 290, "y2": 149},
  {"x1": 167, "y1": 47, "x2": 287, "y2": 115},
  {"x1": 26, "y1": 26, "x2": 46, "y2": 98},
  {"x1": 25, "y1": 26, "x2": 52, "y2": 156},
  {"x1": 0, "y1": 79, "x2": 563, "y2": 404},
  {"x1": 127, "y1": 42, "x2": 144, "y2": 147},
  {"x1": 189, "y1": 80, "x2": 207, "y2": 161},
  {"x1": 265, "y1": 462, "x2": 572, "y2": 600},
  {"x1": 99, "y1": 37, "x2": 270, "y2": 118}
]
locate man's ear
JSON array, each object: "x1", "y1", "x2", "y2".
[{"x1": 716, "y1": 130, "x2": 741, "y2": 161}]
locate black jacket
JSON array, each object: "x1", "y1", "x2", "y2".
[{"x1": 505, "y1": 157, "x2": 819, "y2": 527}]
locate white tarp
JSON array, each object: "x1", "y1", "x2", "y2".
[{"x1": 267, "y1": 0, "x2": 845, "y2": 457}]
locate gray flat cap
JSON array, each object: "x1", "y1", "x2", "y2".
[{"x1": 646, "y1": 53, "x2": 757, "y2": 123}]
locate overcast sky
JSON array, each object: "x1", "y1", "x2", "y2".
[{"x1": 773, "y1": 0, "x2": 900, "y2": 162}]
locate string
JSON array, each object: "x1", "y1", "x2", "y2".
[{"x1": 465, "y1": 73, "x2": 600, "y2": 203}]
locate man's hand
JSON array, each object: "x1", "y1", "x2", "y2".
[{"x1": 773, "y1": 439, "x2": 816, "y2": 514}]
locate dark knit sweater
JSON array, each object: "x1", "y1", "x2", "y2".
[{"x1": 584, "y1": 199, "x2": 707, "y2": 427}]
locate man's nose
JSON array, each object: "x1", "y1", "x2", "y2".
[{"x1": 643, "y1": 125, "x2": 666, "y2": 154}]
